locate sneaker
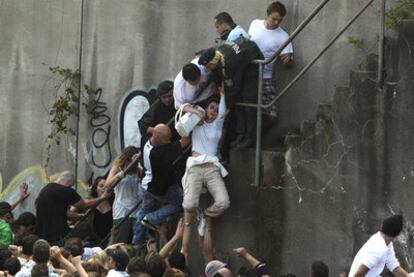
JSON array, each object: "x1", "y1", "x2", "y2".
[
  {"x1": 140, "y1": 216, "x2": 159, "y2": 231},
  {"x1": 197, "y1": 208, "x2": 206, "y2": 237}
]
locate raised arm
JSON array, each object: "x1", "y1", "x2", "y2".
[{"x1": 10, "y1": 183, "x2": 30, "y2": 210}]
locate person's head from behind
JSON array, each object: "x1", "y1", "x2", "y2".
[
  {"x1": 168, "y1": 251, "x2": 186, "y2": 272},
  {"x1": 266, "y1": 1, "x2": 287, "y2": 30},
  {"x1": 146, "y1": 253, "x2": 166, "y2": 277},
  {"x1": 90, "y1": 176, "x2": 106, "y2": 198},
  {"x1": 56, "y1": 171, "x2": 76, "y2": 187},
  {"x1": 157, "y1": 80, "x2": 174, "y2": 106},
  {"x1": 106, "y1": 247, "x2": 129, "y2": 272},
  {"x1": 164, "y1": 268, "x2": 185, "y2": 277},
  {"x1": 214, "y1": 12, "x2": 235, "y2": 35},
  {"x1": 114, "y1": 146, "x2": 140, "y2": 175},
  {"x1": 31, "y1": 263, "x2": 49, "y2": 277},
  {"x1": 64, "y1": 237, "x2": 84, "y2": 257},
  {"x1": 205, "y1": 98, "x2": 220, "y2": 122},
  {"x1": 182, "y1": 63, "x2": 201, "y2": 86},
  {"x1": 381, "y1": 214, "x2": 404, "y2": 238},
  {"x1": 4, "y1": 256, "x2": 21, "y2": 275},
  {"x1": 205, "y1": 260, "x2": 232, "y2": 277},
  {"x1": 22, "y1": 234, "x2": 39, "y2": 256},
  {"x1": 127, "y1": 256, "x2": 146, "y2": 274},
  {"x1": 0, "y1": 202, "x2": 12, "y2": 224},
  {"x1": 152, "y1": 124, "x2": 171, "y2": 146},
  {"x1": 14, "y1": 212, "x2": 37, "y2": 237},
  {"x1": 32, "y1": 239, "x2": 50, "y2": 264},
  {"x1": 0, "y1": 245, "x2": 12, "y2": 269},
  {"x1": 198, "y1": 48, "x2": 219, "y2": 71},
  {"x1": 311, "y1": 261, "x2": 329, "y2": 277}
]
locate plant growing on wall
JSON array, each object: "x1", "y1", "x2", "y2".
[
  {"x1": 348, "y1": 0, "x2": 414, "y2": 51},
  {"x1": 45, "y1": 66, "x2": 97, "y2": 169}
]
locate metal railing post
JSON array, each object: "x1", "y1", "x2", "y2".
[
  {"x1": 378, "y1": 0, "x2": 385, "y2": 88},
  {"x1": 253, "y1": 63, "x2": 264, "y2": 186}
]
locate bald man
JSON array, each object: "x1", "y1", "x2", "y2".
[{"x1": 133, "y1": 124, "x2": 190, "y2": 245}]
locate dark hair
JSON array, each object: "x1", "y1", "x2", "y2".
[
  {"x1": 114, "y1": 146, "x2": 140, "y2": 175},
  {"x1": 267, "y1": 1, "x2": 287, "y2": 17},
  {"x1": 182, "y1": 63, "x2": 201, "y2": 82},
  {"x1": 0, "y1": 245, "x2": 12, "y2": 269},
  {"x1": 107, "y1": 247, "x2": 130, "y2": 271},
  {"x1": 146, "y1": 254, "x2": 166, "y2": 277},
  {"x1": 64, "y1": 237, "x2": 84, "y2": 257},
  {"x1": 31, "y1": 263, "x2": 49, "y2": 277},
  {"x1": 15, "y1": 212, "x2": 36, "y2": 228},
  {"x1": 168, "y1": 251, "x2": 186, "y2": 271},
  {"x1": 90, "y1": 176, "x2": 106, "y2": 198},
  {"x1": 214, "y1": 12, "x2": 235, "y2": 26},
  {"x1": 127, "y1": 256, "x2": 146, "y2": 274},
  {"x1": 4, "y1": 257, "x2": 21, "y2": 275},
  {"x1": 32, "y1": 240, "x2": 50, "y2": 264},
  {"x1": 22, "y1": 234, "x2": 39, "y2": 255},
  {"x1": 381, "y1": 214, "x2": 404, "y2": 237},
  {"x1": 311, "y1": 261, "x2": 329, "y2": 277}
]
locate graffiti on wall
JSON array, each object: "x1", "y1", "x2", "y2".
[
  {"x1": 118, "y1": 88, "x2": 152, "y2": 150},
  {"x1": 89, "y1": 88, "x2": 112, "y2": 168}
]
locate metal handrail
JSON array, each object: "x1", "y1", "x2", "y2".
[
  {"x1": 240, "y1": 0, "x2": 377, "y2": 110},
  {"x1": 238, "y1": 0, "x2": 381, "y2": 186},
  {"x1": 252, "y1": 0, "x2": 331, "y2": 66}
]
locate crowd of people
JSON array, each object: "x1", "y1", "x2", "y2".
[{"x1": 2, "y1": 1, "x2": 412, "y2": 277}]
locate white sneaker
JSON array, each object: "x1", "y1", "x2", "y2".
[{"x1": 197, "y1": 208, "x2": 206, "y2": 237}]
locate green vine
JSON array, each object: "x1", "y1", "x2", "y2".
[
  {"x1": 44, "y1": 66, "x2": 97, "y2": 169},
  {"x1": 348, "y1": 0, "x2": 414, "y2": 51}
]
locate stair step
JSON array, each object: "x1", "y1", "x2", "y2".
[
  {"x1": 284, "y1": 134, "x2": 301, "y2": 148},
  {"x1": 316, "y1": 103, "x2": 334, "y2": 121},
  {"x1": 300, "y1": 120, "x2": 316, "y2": 137},
  {"x1": 333, "y1": 86, "x2": 350, "y2": 105}
]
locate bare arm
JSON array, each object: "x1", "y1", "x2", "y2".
[
  {"x1": 50, "y1": 246, "x2": 77, "y2": 273},
  {"x1": 353, "y1": 264, "x2": 370, "y2": 277},
  {"x1": 160, "y1": 218, "x2": 184, "y2": 259},
  {"x1": 71, "y1": 256, "x2": 89, "y2": 277},
  {"x1": 104, "y1": 165, "x2": 124, "y2": 189},
  {"x1": 179, "y1": 136, "x2": 191, "y2": 148},
  {"x1": 233, "y1": 247, "x2": 261, "y2": 268},
  {"x1": 393, "y1": 266, "x2": 411, "y2": 277},
  {"x1": 10, "y1": 183, "x2": 30, "y2": 210}
]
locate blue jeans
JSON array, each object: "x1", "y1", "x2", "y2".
[{"x1": 132, "y1": 184, "x2": 183, "y2": 244}]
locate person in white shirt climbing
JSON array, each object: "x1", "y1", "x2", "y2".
[{"x1": 180, "y1": 85, "x2": 230, "y2": 264}]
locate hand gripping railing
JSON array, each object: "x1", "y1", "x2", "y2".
[{"x1": 237, "y1": 0, "x2": 383, "y2": 186}]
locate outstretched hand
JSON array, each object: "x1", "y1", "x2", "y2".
[
  {"x1": 233, "y1": 247, "x2": 248, "y2": 257},
  {"x1": 19, "y1": 183, "x2": 30, "y2": 201}
]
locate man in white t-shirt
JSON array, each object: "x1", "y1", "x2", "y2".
[
  {"x1": 248, "y1": 1, "x2": 293, "y2": 119},
  {"x1": 173, "y1": 58, "x2": 215, "y2": 116},
  {"x1": 349, "y1": 214, "x2": 412, "y2": 277}
]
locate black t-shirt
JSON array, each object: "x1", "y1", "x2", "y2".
[
  {"x1": 144, "y1": 141, "x2": 183, "y2": 196},
  {"x1": 36, "y1": 183, "x2": 82, "y2": 242},
  {"x1": 93, "y1": 209, "x2": 113, "y2": 239},
  {"x1": 138, "y1": 100, "x2": 180, "y2": 148}
]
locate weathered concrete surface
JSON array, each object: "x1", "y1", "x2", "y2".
[{"x1": 1, "y1": 1, "x2": 414, "y2": 276}]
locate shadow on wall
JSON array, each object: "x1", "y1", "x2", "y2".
[{"x1": 0, "y1": 166, "x2": 88, "y2": 217}]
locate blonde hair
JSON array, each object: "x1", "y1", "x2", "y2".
[{"x1": 114, "y1": 146, "x2": 140, "y2": 174}]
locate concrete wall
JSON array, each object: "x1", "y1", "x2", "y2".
[
  {"x1": 1, "y1": 0, "x2": 383, "y2": 183},
  {"x1": 2, "y1": 0, "x2": 412, "y2": 276}
]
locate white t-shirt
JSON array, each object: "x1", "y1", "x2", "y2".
[
  {"x1": 173, "y1": 57, "x2": 215, "y2": 109},
  {"x1": 248, "y1": 19, "x2": 293, "y2": 79},
  {"x1": 107, "y1": 269, "x2": 129, "y2": 277},
  {"x1": 113, "y1": 174, "x2": 140, "y2": 220},
  {"x1": 141, "y1": 140, "x2": 154, "y2": 191},
  {"x1": 348, "y1": 232, "x2": 400, "y2": 277},
  {"x1": 191, "y1": 94, "x2": 225, "y2": 157}
]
